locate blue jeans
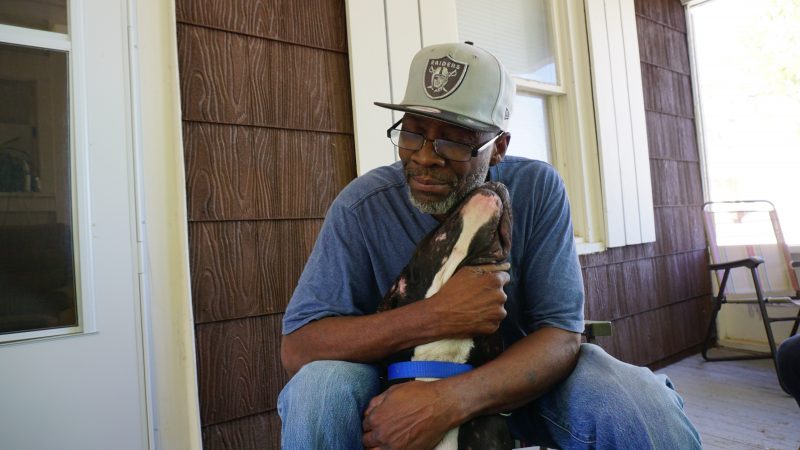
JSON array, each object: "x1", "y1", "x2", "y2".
[{"x1": 278, "y1": 344, "x2": 701, "y2": 449}]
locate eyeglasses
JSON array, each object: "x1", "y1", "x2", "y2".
[{"x1": 386, "y1": 119, "x2": 502, "y2": 162}]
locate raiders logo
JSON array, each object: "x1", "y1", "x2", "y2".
[{"x1": 424, "y1": 56, "x2": 468, "y2": 100}]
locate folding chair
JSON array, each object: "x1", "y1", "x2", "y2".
[{"x1": 702, "y1": 200, "x2": 800, "y2": 394}]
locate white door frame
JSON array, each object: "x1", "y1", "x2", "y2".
[{"x1": 127, "y1": 0, "x2": 203, "y2": 447}]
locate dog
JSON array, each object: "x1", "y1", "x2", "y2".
[{"x1": 378, "y1": 181, "x2": 514, "y2": 450}]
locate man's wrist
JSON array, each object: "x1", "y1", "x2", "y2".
[
  {"x1": 435, "y1": 375, "x2": 478, "y2": 427},
  {"x1": 414, "y1": 295, "x2": 450, "y2": 338}
]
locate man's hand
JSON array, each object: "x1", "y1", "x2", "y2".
[
  {"x1": 362, "y1": 381, "x2": 459, "y2": 450},
  {"x1": 426, "y1": 263, "x2": 510, "y2": 338}
]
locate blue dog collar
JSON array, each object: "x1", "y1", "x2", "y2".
[{"x1": 387, "y1": 361, "x2": 474, "y2": 381}]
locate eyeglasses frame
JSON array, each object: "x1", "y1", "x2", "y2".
[{"x1": 386, "y1": 118, "x2": 503, "y2": 162}]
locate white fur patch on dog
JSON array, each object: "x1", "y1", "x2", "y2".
[
  {"x1": 423, "y1": 192, "x2": 500, "y2": 300},
  {"x1": 413, "y1": 338, "x2": 474, "y2": 365},
  {"x1": 414, "y1": 192, "x2": 499, "y2": 366}
]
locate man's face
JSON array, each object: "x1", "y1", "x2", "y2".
[{"x1": 399, "y1": 114, "x2": 507, "y2": 217}]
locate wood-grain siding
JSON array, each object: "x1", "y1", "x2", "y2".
[
  {"x1": 189, "y1": 220, "x2": 322, "y2": 323},
  {"x1": 178, "y1": 24, "x2": 353, "y2": 132},
  {"x1": 196, "y1": 315, "x2": 289, "y2": 425},
  {"x1": 202, "y1": 411, "x2": 281, "y2": 450},
  {"x1": 184, "y1": 122, "x2": 355, "y2": 220},
  {"x1": 580, "y1": 0, "x2": 711, "y2": 368},
  {"x1": 175, "y1": 0, "x2": 348, "y2": 53},
  {"x1": 176, "y1": 1, "x2": 356, "y2": 448}
]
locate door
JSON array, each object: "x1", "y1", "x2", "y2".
[{"x1": 0, "y1": 1, "x2": 149, "y2": 449}]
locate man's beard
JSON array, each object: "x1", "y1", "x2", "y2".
[{"x1": 405, "y1": 158, "x2": 491, "y2": 215}]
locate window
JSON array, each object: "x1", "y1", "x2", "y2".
[
  {"x1": 345, "y1": 0, "x2": 655, "y2": 252},
  {"x1": 457, "y1": 0, "x2": 556, "y2": 162},
  {"x1": 0, "y1": 0, "x2": 92, "y2": 341}
]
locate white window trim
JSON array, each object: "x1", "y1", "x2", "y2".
[
  {"x1": 0, "y1": 1, "x2": 97, "y2": 344},
  {"x1": 584, "y1": 0, "x2": 655, "y2": 247},
  {"x1": 547, "y1": 0, "x2": 607, "y2": 251}
]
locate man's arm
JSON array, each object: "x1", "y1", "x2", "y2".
[
  {"x1": 281, "y1": 264, "x2": 510, "y2": 376},
  {"x1": 361, "y1": 326, "x2": 580, "y2": 449}
]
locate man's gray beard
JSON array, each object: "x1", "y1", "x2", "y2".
[{"x1": 408, "y1": 158, "x2": 490, "y2": 215}]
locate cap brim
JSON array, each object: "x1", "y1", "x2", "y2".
[{"x1": 374, "y1": 102, "x2": 500, "y2": 133}]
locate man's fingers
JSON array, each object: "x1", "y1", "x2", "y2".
[
  {"x1": 362, "y1": 430, "x2": 378, "y2": 448},
  {"x1": 496, "y1": 269, "x2": 511, "y2": 286},
  {"x1": 364, "y1": 393, "x2": 385, "y2": 419},
  {"x1": 467, "y1": 264, "x2": 511, "y2": 288}
]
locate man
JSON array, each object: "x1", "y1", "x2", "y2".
[{"x1": 279, "y1": 42, "x2": 701, "y2": 449}]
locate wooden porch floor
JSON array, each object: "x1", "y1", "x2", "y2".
[{"x1": 656, "y1": 349, "x2": 800, "y2": 450}]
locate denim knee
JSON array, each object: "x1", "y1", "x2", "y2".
[
  {"x1": 278, "y1": 360, "x2": 380, "y2": 449},
  {"x1": 536, "y1": 344, "x2": 701, "y2": 450}
]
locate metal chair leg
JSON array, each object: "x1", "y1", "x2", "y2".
[{"x1": 702, "y1": 267, "x2": 771, "y2": 362}]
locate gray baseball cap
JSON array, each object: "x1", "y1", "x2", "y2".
[{"x1": 375, "y1": 42, "x2": 515, "y2": 132}]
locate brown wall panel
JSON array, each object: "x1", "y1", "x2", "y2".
[
  {"x1": 177, "y1": 1, "x2": 356, "y2": 442},
  {"x1": 583, "y1": 266, "x2": 612, "y2": 320},
  {"x1": 581, "y1": 243, "x2": 657, "y2": 269},
  {"x1": 184, "y1": 122, "x2": 255, "y2": 219},
  {"x1": 196, "y1": 315, "x2": 289, "y2": 426},
  {"x1": 665, "y1": 26, "x2": 691, "y2": 74},
  {"x1": 190, "y1": 220, "x2": 323, "y2": 323},
  {"x1": 650, "y1": 160, "x2": 704, "y2": 207},
  {"x1": 179, "y1": 25, "x2": 251, "y2": 125},
  {"x1": 654, "y1": 206, "x2": 699, "y2": 255},
  {"x1": 646, "y1": 111, "x2": 697, "y2": 161},
  {"x1": 203, "y1": 411, "x2": 281, "y2": 450},
  {"x1": 191, "y1": 221, "x2": 265, "y2": 322},
  {"x1": 251, "y1": 127, "x2": 356, "y2": 217},
  {"x1": 636, "y1": 16, "x2": 690, "y2": 74},
  {"x1": 635, "y1": 0, "x2": 687, "y2": 32},
  {"x1": 641, "y1": 64, "x2": 694, "y2": 117},
  {"x1": 176, "y1": 0, "x2": 348, "y2": 53},
  {"x1": 179, "y1": 25, "x2": 352, "y2": 133},
  {"x1": 606, "y1": 296, "x2": 711, "y2": 366},
  {"x1": 611, "y1": 258, "x2": 660, "y2": 317},
  {"x1": 653, "y1": 250, "x2": 711, "y2": 306},
  {"x1": 176, "y1": 0, "x2": 251, "y2": 41},
  {"x1": 247, "y1": 39, "x2": 353, "y2": 133},
  {"x1": 184, "y1": 122, "x2": 355, "y2": 221}
]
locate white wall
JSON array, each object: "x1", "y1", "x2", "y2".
[{"x1": 719, "y1": 306, "x2": 799, "y2": 352}]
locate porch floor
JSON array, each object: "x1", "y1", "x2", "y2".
[{"x1": 656, "y1": 349, "x2": 800, "y2": 450}]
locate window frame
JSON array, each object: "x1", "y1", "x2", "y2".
[
  {"x1": 539, "y1": 0, "x2": 606, "y2": 252},
  {"x1": 491, "y1": 0, "x2": 606, "y2": 252},
  {"x1": 0, "y1": 2, "x2": 96, "y2": 343}
]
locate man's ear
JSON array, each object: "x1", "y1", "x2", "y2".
[{"x1": 490, "y1": 132, "x2": 510, "y2": 166}]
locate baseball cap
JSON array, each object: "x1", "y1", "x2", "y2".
[{"x1": 375, "y1": 41, "x2": 515, "y2": 133}]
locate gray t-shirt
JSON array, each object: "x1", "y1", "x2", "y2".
[{"x1": 282, "y1": 156, "x2": 585, "y2": 348}]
